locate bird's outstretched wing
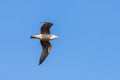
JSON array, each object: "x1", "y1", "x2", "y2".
[
  {"x1": 39, "y1": 41, "x2": 52, "y2": 64},
  {"x1": 40, "y1": 22, "x2": 53, "y2": 34}
]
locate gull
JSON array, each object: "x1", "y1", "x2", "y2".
[{"x1": 31, "y1": 22, "x2": 58, "y2": 65}]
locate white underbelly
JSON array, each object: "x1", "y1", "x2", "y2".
[{"x1": 40, "y1": 34, "x2": 51, "y2": 40}]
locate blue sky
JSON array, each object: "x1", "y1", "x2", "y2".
[{"x1": 0, "y1": 0, "x2": 120, "y2": 80}]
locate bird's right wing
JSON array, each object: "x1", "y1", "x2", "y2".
[
  {"x1": 40, "y1": 22, "x2": 53, "y2": 34},
  {"x1": 39, "y1": 41, "x2": 52, "y2": 64}
]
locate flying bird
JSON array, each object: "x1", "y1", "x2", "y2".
[{"x1": 31, "y1": 22, "x2": 58, "y2": 65}]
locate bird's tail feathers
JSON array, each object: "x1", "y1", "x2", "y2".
[{"x1": 31, "y1": 36, "x2": 36, "y2": 39}]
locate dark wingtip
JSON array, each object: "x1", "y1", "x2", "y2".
[
  {"x1": 39, "y1": 63, "x2": 42, "y2": 65},
  {"x1": 38, "y1": 62, "x2": 42, "y2": 65},
  {"x1": 41, "y1": 22, "x2": 53, "y2": 25},
  {"x1": 39, "y1": 60, "x2": 43, "y2": 65}
]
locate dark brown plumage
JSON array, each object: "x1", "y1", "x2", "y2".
[
  {"x1": 31, "y1": 22, "x2": 58, "y2": 65},
  {"x1": 40, "y1": 22, "x2": 53, "y2": 34},
  {"x1": 39, "y1": 41, "x2": 52, "y2": 65},
  {"x1": 39, "y1": 22, "x2": 53, "y2": 64}
]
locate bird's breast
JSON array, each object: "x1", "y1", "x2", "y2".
[{"x1": 40, "y1": 34, "x2": 51, "y2": 41}]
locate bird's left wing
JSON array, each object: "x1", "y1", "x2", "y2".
[
  {"x1": 40, "y1": 22, "x2": 53, "y2": 34},
  {"x1": 39, "y1": 41, "x2": 52, "y2": 64}
]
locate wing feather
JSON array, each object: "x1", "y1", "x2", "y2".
[
  {"x1": 39, "y1": 41, "x2": 52, "y2": 64},
  {"x1": 40, "y1": 22, "x2": 53, "y2": 34}
]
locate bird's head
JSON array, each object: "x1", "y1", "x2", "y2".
[{"x1": 50, "y1": 35, "x2": 58, "y2": 40}]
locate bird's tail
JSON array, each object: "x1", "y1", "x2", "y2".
[{"x1": 31, "y1": 36, "x2": 36, "y2": 39}]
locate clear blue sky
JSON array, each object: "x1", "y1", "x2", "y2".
[{"x1": 0, "y1": 0, "x2": 120, "y2": 80}]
